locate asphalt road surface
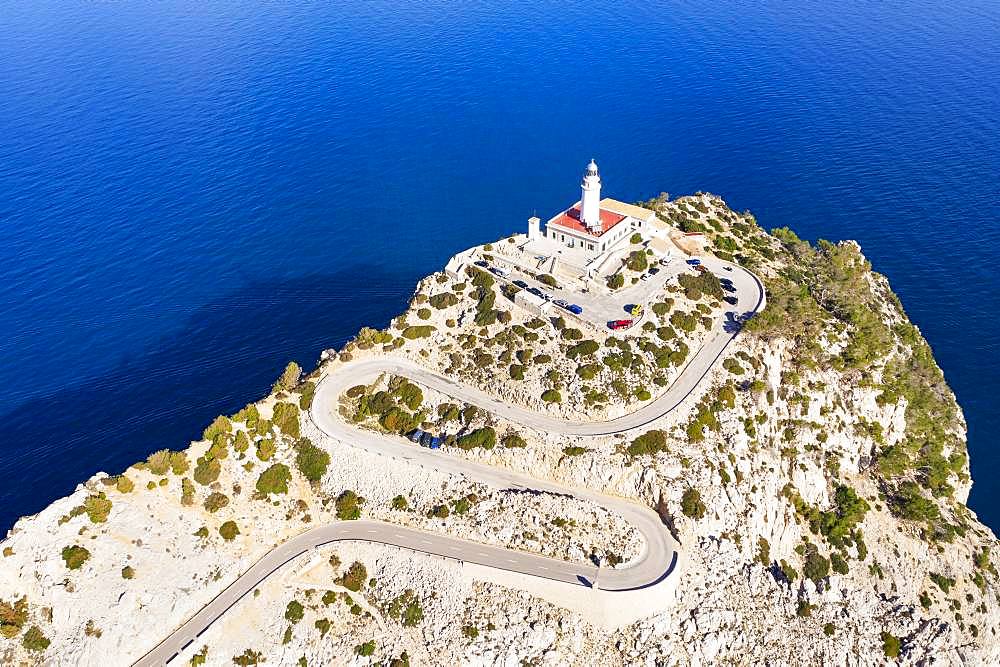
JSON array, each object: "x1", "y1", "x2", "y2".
[{"x1": 135, "y1": 259, "x2": 764, "y2": 666}]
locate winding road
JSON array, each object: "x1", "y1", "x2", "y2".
[{"x1": 135, "y1": 256, "x2": 765, "y2": 666}]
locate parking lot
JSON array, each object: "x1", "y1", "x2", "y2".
[{"x1": 473, "y1": 254, "x2": 696, "y2": 333}]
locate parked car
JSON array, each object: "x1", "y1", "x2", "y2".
[
  {"x1": 429, "y1": 436, "x2": 442, "y2": 449},
  {"x1": 567, "y1": 304, "x2": 583, "y2": 315},
  {"x1": 630, "y1": 304, "x2": 643, "y2": 317},
  {"x1": 553, "y1": 299, "x2": 569, "y2": 308},
  {"x1": 724, "y1": 295, "x2": 738, "y2": 306},
  {"x1": 419, "y1": 432, "x2": 435, "y2": 447},
  {"x1": 408, "y1": 429, "x2": 424, "y2": 443},
  {"x1": 649, "y1": 267, "x2": 660, "y2": 275},
  {"x1": 608, "y1": 319, "x2": 633, "y2": 330},
  {"x1": 513, "y1": 279, "x2": 528, "y2": 288},
  {"x1": 686, "y1": 258, "x2": 701, "y2": 266},
  {"x1": 659, "y1": 257, "x2": 671, "y2": 266},
  {"x1": 640, "y1": 273, "x2": 650, "y2": 281},
  {"x1": 489, "y1": 266, "x2": 510, "y2": 278},
  {"x1": 723, "y1": 266, "x2": 733, "y2": 271},
  {"x1": 527, "y1": 287, "x2": 544, "y2": 298},
  {"x1": 474, "y1": 260, "x2": 488, "y2": 268},
  {"x1": 695, "y1": 265, "x2": 709, "y2": 273}
]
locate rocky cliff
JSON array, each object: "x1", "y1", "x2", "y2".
[{"x1": 0, "y1": 193, "x2": 996, "y2": 666}]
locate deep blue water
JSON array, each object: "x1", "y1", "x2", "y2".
[{"x1": 1, "y1": 1, "x2": 998, "y2": 533}]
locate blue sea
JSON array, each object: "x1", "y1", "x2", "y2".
[{"x1": 1, "y1": 1, "x2": 998, "y2": 533}]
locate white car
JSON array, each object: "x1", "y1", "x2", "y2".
[{"x1": 640, "y1": 273, "x2": 650, "y2": 281}]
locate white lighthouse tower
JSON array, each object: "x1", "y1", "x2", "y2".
[{"x1": 580, "y1": 159, "x2": 602, "y2": 231}]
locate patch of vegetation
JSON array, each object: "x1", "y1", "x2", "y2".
[
  {"x1": 541, "y1": 389, "x2": 561, "y2": 403},
  {"x1": 386, "y1": 589, "x2": 424, "y2": 627},
  {"x1": 338, "y1": 561, "x2": 368, "y2": 592},
  {"x1": 456, "y1": 427, "x2": 496, "y2": 450},
  {"x1": 402, "y1": 325, "x2": 434, "y2": 339},
  {"x1": 193, "y1": 457, "x2": 221, "y2": 486},
  {"x1": 21, "y1": 626, "x2": 49, "y2": 652},
  {"x1": 204, "y1": 492, "x2": 230, "y2": 513},
  {"x1": 336, "y1": 490, "x2": 365, "y2": 520},
  {"x1": 273, "y1": 361, "x2": 302, "y2": 393},
  {"x1": 285, "y1": 600, "x2": 305, "y2": 624},
  {"x1": 272, "y1": 402, "x2": 300, "y2": 438},
  {"x1": 256, "y1": 463, "x2": 291, "y2": 495},
  {"x1": 881, "y1": 631, "x2": 901, "y2": 658},
  {"x1": 681, "y1": 488, "x2": 706, "y2": 519},
  {"x1": 0, "y1": 597, "x2": 28, "y2": 638},
  {"x1": 295, "y1": 438, "x2": 330, "y2": 483},
  {"x1": 219, "y1": 521, "x2": 240, "y2": 541},
  {"x1": 61, "y1": 545, "x2": 90, "y2": 570},
  {"x1": 627, "y1": 430, "x2": 668, "y2": 458},
  {"x1": 121, "y1": 566, "x2": 135, "y2": 579}
]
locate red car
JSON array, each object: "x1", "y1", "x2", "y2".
[{"x1": 608, "y1": 319, "x2": 633, "y2": 330}]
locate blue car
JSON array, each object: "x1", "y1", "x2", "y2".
[
  {"x1": 408, "y1": 429, "x2": 424, "y2": 443},
  {"x1": 686, "y1": 258, "x2": 701, "y2": 266},
  {"x1": 567, "y1": 304, "x2": 583, "y2": 315},
  {"x1": 429, "y1": 437, "x2": 442, "y2": 450}
]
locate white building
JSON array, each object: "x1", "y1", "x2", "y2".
[{"x1": 539, "y1": 160, "x2": 659, "y2": 259}]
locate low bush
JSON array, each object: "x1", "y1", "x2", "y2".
[
  {"x1": 61, "y1": 545, "x2": 90, "y2": 570},
  {"x1": 339, "y1": 561, "x2": 368, "y2": 592},
  {"x1": 295, "y1": 439, "x2": 330, "y2": 482},
  {"x1": 285, "y1": 600, "x2": 305, "y2": 624},
  {"x1": 607, "y1": 273, "x2": 624, "y2": 289},
  {"x1": 272, "y1": 402, "x2": 300, "y2": 438},
  {"x1": 336, "y1": 490, "x2": 365, "y2": 520},
  {"x1": 193, "y1": 457, "x2": 221, "y2": 486},
  {"x1": 256, "y1": 464, "x2": 291, "y2": 495},
  {"x1": 627, "y1": 430, "x2": 667, "y2": 457},
  {"x1": 456, "y1": 427, "x2": 496, "y2": 450},
  {"x1": 541, "y1": 389, "x2": 561, "y2": 403},
  {"x1": 21, "y1": 626, "x2": 49, "y2": 652},
  {"x1": 681, "y1": 488, "x2": 706, "y2": 519},
  {"x1": 402, "y1": 326, "x2": 434, "y2": 339},
  {"x1": 273, "y1": 361, "x2": 302, "y2": 393},
  {"x1": 219, "y1": 521, "x2": 240, "y2": 541},
  {"x1": 203, "y1": 492, "x2": 230, "y2": 513}
]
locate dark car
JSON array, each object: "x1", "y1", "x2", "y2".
[
  {"x1": 528, "y1": 287, "x2": 545, "y2": 298},
  {"x1": 513, "y1": 279, "x2": 528, "y2": 288},
  {"x1": 474, "y1": 260, "x2": 488, "y2": 268},
  {"x1": 408, "y1": 429, "x2": 424, "y2": 443},
  {"x1": 429, "y1": 437, "x2": 442, "y2": 450},
  {"x1": 419, "y1": 432, "x2": 435, "y2": 447},
  {"x1": 649, "y1": 267, "x2": 660, "y2": 275},
  {"x1": 686, "y1": 258, "x2": 701, "y2": 265},
  {"x1": 724, "y1": 295, "x2": 738, "y2": 306},
  {"x1": 567, "y1": 304, "x2": 583, "y2": 315}
]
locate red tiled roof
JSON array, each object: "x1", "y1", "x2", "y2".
[{"x1": 548, "y1": 206, "x2": 627, "y2": 237}]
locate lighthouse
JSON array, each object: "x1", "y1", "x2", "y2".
[{"x1": 580, "y1": 159, "x2": 602, "y2": 231}]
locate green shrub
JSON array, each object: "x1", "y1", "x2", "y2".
[
  {"x1": 355, "y1": 641, "x2": 376, "y2": 657},
  {"x1": 502, "y1": 432, "x2": 527, "y2": 448},
  {"x1": 256, "y1": 464, "x2": 291, "y2": 495},
  {"x1": 562, "y1": 446, "x2": 587, "y2": 456},
  {"x1": 219, "y1": 521, "x2": 240, "y2": 541},
  {"x1": 295, "y1": 439, "x2": 330, "y2": 482},
  {"x1": 630, "y1": 233, "x2": 643, "y2": 244},
  {"x1": 456, "y1": 427, "x2": 496, "y2": 450},
  {"x1": 802, "y1": 543, "x2": 830, "y2": 583},
  {"x1": 538, "y1": 274, "x2": 558, "y2": 287},
  {"x1": 627, "y1": 430, "x2": 667, "y2": 457},
  {"x1": 635, "y1": 388, "x2": 651, "y2": 401},
  {"x1": 121, "y1": 566, "x2": 135, "y2": 579},
  {"x1": 391, "y1": 495, "x2": 409, "y2": 510},
  {"x1": 541, "y1": 389, "x2": 561, "y2": 403},
  {"x1": 429, "y1": 292, "x2": 458, "y2": 309},
  {"x1": 508, "y1": 364, "x2": 525, "y2": 380},
  {"x1": 145, "y1": 449, "x2": 173, "y2": 476},
  {"x1": 298, "y1": 381, "x2": 316, "y2": 410},
  {"x1": 256, "y1": 437, "x2": 276, "y2": 462},
  {"x1": 417, "y1": 308, "x2": 432, "y2": 320},
  {"x1": 272, "y1": 402, "x2": 300, "y2": 438},
  {"x1": 626, "y1": 250, "x2": 648, "y2": 272},
  {"x1": 0, "y1": 597, "x2": 28, "y2": 638},
  {"x1": 193, "y1": 457, "x2": 221, "y2": 486},
  {"x1": 566, "y1": 340, "x2": 599, "y2": 359},
  {"x1": 204, "y1": 492, "x2": 230, "y2": 513},
  {"x1": 652, "y1": 300, "x2": 674, "y2": 316},
  {"x1": 402, "y1": 325, "x2": 434, "y2": 339},
  {"x1": 21, "y1": 626, "x2": 49, "y2": 652},
  {"x1": 681, "y1": 488, "x2": 706, "y2": 519},
  {"x1": 670, "y1": 312, "x2": 698, "y2": 333},
  {"x1": 61, "y1": 545, "x2": 90, "y2": 570},
  {"x1": 607, "y1": 273, "x2": 625, "y2": 289},
  {"x1": 881, "y1": 632, "x2": 901, "y2": 658},
  {"x1": 285, "y1": 600, "x2": 305, "y2": 624},
  {"x1": 823, "y1": 622, "x2": 835, "y2": 636},
  {"x1": 83, "y1": 493, "x2": 112, "y2": 523},
  {"x1": 336, "y1": 490, "x2": 364, "y2": 520},
  {"x1": 757, "y1": 538, "x2": 770, "y2": 566},
  {"x1": 273, "y1": 361, "x2": 302, "y2": 393},
  {"x1": 339, "y1": 561, "x2": 368, "y2": 592},
  {"x1": 576, "y1": 363, "x2": 601, "y2": 380},
  {"x1": 202, "y1": 415, "x2": 232, "y2": 442}
]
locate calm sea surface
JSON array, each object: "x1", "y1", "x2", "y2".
[{"x1": 1, "y1": 2, "x2": 998, "y2": 532}]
